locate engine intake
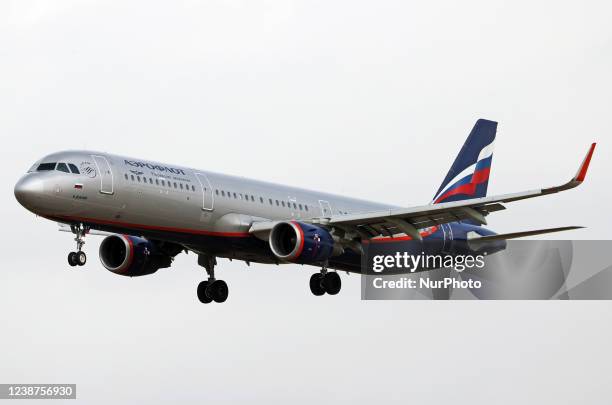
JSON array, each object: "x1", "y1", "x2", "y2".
[
  {"x1": 269, "y1": 221, "x2": 336, "y2": 264},
  {"x1": 99, "y1": 235, "x2": 174, "y2": 277}
]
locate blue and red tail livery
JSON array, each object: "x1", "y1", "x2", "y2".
[{"x1": 432, "y1": 119, "x2": 497, "y2": 204}]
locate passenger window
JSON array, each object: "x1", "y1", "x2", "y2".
[
  {"x1": 215, "y1": 189, "x2": 219, "y2": 195},
  {"x1": 37, "y1": 163, "x2": 56, "y2": 171},
  {"x1": 305, "y1": 205, "x2": 309, "y2": 211},
  {"x1": 174, "y1": 182, "x2": 177, "y2": 188},
  {"x1": 251, "y1": 196, "x2": 255, "y2": 202},
  {"x1": 269, "y1": 198, "x2": 273, "y2": 205},
  {"x1": 68, "y1": 164, "x2": 80, "y2": 174},
  {"x1": 124, "y1": 174, "x2": 128, "y2": 180},
  {"x1": 180, "y1": 183, "x2": 184, "y2": 190},
  {"x1": 137, "y1": 176, "x2": 141, "y2": 182},
  {"x1": 192, "y1": 185, "x2": 196, "y2": 192},
  {"x1": 233, "y1": 192, "x2": 237, "y2": 198},
  {"x1": 281, "y1": 201, "x2": 285, "y2": 207},
  {"x1": 293, "y1": 203, "x2": 297, "y2": 209},
  {"x1": 260, "y1": 197, "x2": 263, "y2": 203},
  {"x1": 276, "y1": 200, "x2": 279, "y2": 206},
  {"x1": 155, "y1": 179, "x2": 159, "y2": 185},
  {"x1": 131, "y1": 175, "x2": 135, "y2": 181},
  {"x1": 221, "y1": 190, "x2": 225, "y2": 196},
  {"x1": 299, "y1": 204, "x2": 303, "y2": 210},
  {"x1": 161, "y1": 180, "x2": 165, "y2": 186}
]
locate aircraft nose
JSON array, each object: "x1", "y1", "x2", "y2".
[{"x1": 14, "y1": 175, "x2": 44, "y2": 209}]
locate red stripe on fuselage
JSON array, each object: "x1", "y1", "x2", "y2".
[
  {"x1": 364, "y1": 226, "x2": 439, "y2": 244},
  {"x1": 48, "y1": 215, "x2": 251, "y2": 238}
]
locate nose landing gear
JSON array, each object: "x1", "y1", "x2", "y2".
[
  {"x1": 67, "y1": 224, "x2": 89, "y2": 267},
  {"x1": 310, "y1": 266, "x2": 342, "y2": 296},
  {"x1": 196, "y1": 254, "x2": 229, "y2": 304}
]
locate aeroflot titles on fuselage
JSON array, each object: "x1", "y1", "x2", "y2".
[{"x1": 123, "y1": 160, "x2": 186, "y2": 176}]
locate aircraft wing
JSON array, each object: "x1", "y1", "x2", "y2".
[{"x1": 319, "y1": 143, "x2": 596, "y2": 240}]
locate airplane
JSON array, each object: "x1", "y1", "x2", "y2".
[{"x1": 14, "y1": 119, "x2": 596, "y2": 304}]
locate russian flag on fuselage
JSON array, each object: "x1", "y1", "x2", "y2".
[{"x1": 432, "y1": 119, "x2": 497, "y2": 205}]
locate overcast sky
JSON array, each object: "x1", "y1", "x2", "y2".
[{"x1": 1, "y1": 1, "x2": 611, "y2": 404}]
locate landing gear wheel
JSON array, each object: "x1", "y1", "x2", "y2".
[
  {"x1": 68, "y1": 223, "x2": 89, "y2": 268},
  {"x1": 76, "y1": 251, "x2": 87, "y2": 266},
  {"x1": 322, "y1": 272, "x2": 341, "y2": 295},
  {"x1": 207, "y1": 280, "x2": 229, "y2": 303},
  {"x1": 309, "y1": 273, "x2": 326, "y2": 296},
  {"x1": 197, "y1": 281, "x2": 213, "y2": 304},
  {"x1": 68, "y1": 252, "x2": 78, "y2": 267}
]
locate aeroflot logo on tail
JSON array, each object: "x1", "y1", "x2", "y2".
[{"x1": 124, "y1": 160, "x2": 186, "y2": 175}]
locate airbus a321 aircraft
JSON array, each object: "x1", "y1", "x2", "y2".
[{"x1": 14, "y1": 119, "x2": 595, "y2": 304}]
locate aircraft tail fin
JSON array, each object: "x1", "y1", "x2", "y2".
[{"x1": 432, "y1": 119, "x2": 497, "y2": 205}]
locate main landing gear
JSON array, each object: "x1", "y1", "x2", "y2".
[
  {"x1": 310, "y1": 266, "x2": 342, "y2": 296},
  {"x1": 196, "y1": 254, "x2": 229, "y2": 304},
  {"x1": 67, "y1": 224, "x2": 89, "y2": 267}
]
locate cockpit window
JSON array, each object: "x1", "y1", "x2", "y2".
[
  {"x1": 28, "y1": 162, "x2": 41, "y2": 173},
  {"x1": 37, "y1": 163, "x2": 57, "y2": 171},
  {"x1": 68, "y1": 164, "x2": 80, "y2": 174},
  {"x1": 56, "y1": 163, "x2": 70, "y2": 173}
]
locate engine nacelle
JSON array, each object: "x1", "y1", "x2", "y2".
[
  {"x1": 269, "y1": 221, "x2": 336, "y2": 264},
  {"x1": 99, "y1": 235, "x2": 173, "y2": 277}
]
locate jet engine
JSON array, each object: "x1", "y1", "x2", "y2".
[
  {"x1": 99, "y1": 235, "x2": 177, "y2": 277},
  {"x1": 269, "y1": 221, "x2": 339, "y2": 264}
]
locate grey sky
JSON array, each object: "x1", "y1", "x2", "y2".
[{"x1": 1, "y1": 1, "x2": 611, "y2": 404}]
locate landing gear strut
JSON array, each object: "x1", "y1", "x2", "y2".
[
  {"x1": 310, "y1": 265, "x2": 341, "y2": 296},
  {"x1": 196, "y1": 254, "x2": 229, "y2": 304},
  {"x1": 68, "y1": 224, "x2": 88, "y2": 267}
]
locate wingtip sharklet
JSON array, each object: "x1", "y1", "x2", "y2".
[{"x1": 573, "y1": 142, "x2": 596, "y2": 183}]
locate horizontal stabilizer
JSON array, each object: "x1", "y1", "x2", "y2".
[{"x1": 470, "y1": 226, "x2": 584, "y2": 242}]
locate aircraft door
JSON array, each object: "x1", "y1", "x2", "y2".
[
  {"x1": 319, "y1": 200, "x2": 333, "y2": 217},
  {"x1": 195, "y1": 173, "x2": 214, "y2": 211},
  {"x1": 91, "y1": 155, "x2": 114, "y2": 195}
]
